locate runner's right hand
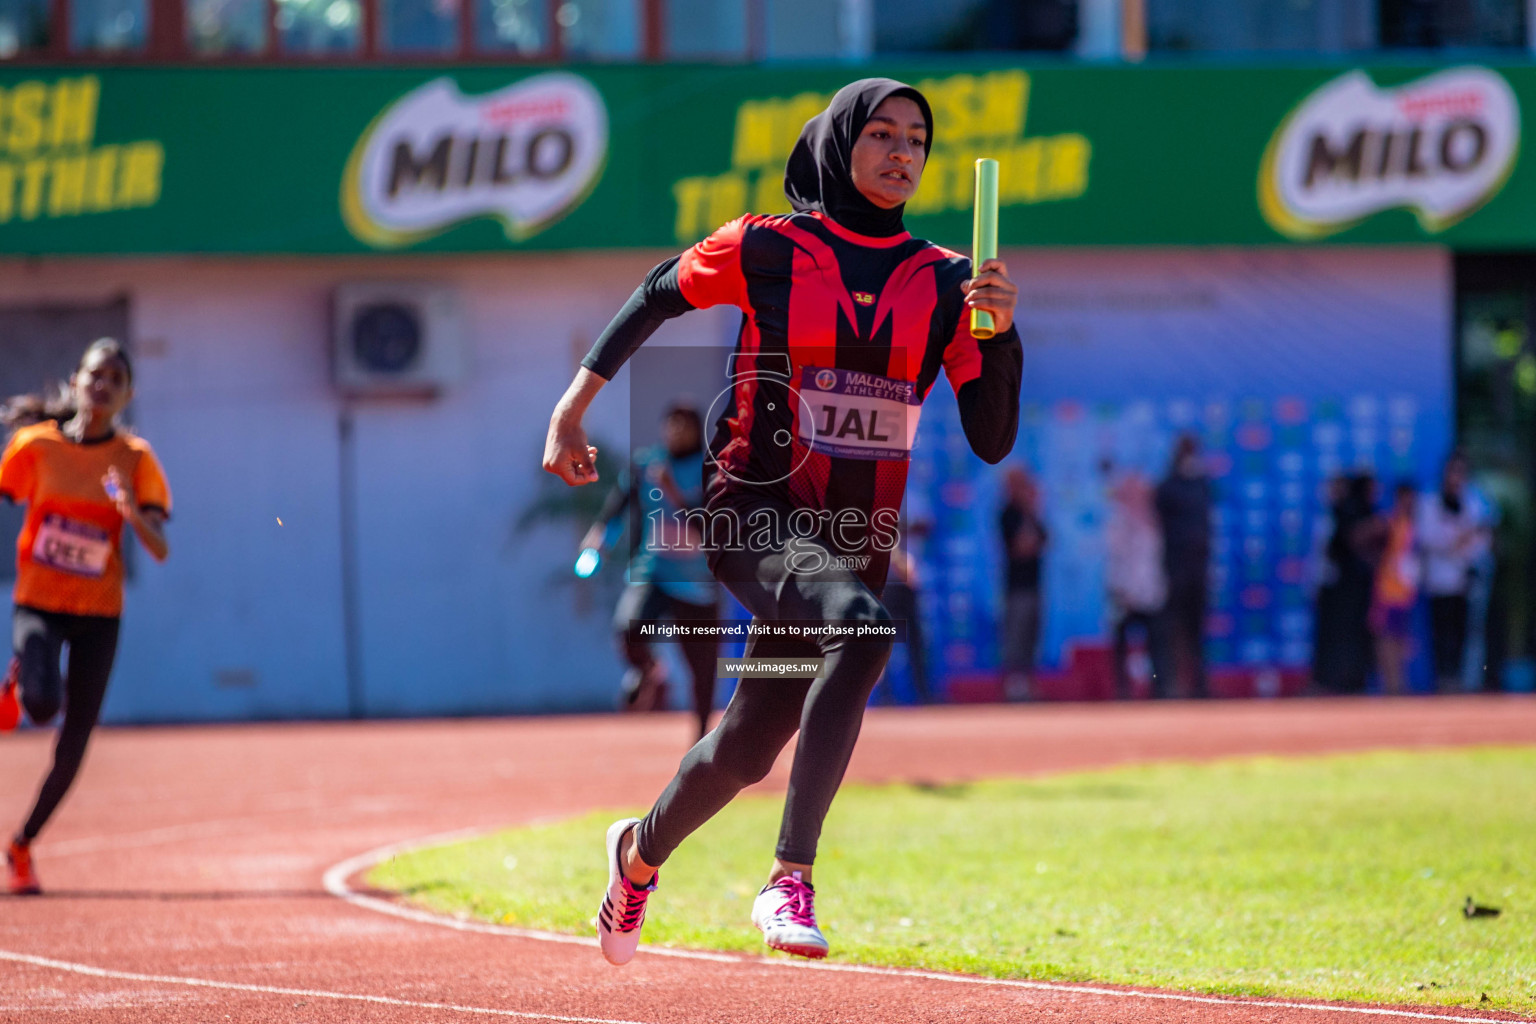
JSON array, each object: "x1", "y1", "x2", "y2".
[{"x1": 543, "y1": 415, "x2": 599, "y2": 486}]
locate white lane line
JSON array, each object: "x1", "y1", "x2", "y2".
[
  {"x1": 41, "y1": 819, "x2": 255, "y2": 856},
  {"x1": 0, "y1": 949, "x2": 649, "y2": 1024},
  {"x1": 326, "y1": 832, "x2": 1531, "y2": 1024},
  {"x1": 40, "y1": 792, "x2": 398, "y2": 856},
  {"x1": 322, "y1": 830, "x2": 738, "y2": 963}
]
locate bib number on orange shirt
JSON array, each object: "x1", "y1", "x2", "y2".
[
  {"x1": 32, "y1": 514, "x2": 111, "y2": 577},
  {"x1": 797, "y1": 366, "x2": 921, "y2": 461}
]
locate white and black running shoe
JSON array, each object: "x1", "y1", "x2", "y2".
[{"x1": 596, "y1": 817, "x2": 656, "y2": 966}]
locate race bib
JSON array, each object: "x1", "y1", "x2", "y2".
[
  {"x1": 32, "y1": 514, "x2": 112, "y2": 578},
  {"x1": 797, "y1": 367, "x2": 921, "y2": 461}
]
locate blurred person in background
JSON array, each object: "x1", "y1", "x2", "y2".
[
  {"x1": 1369, "y1": 481, "x2": 1421, "y2": 696},
  {"x1": 1155, "y1": 434, "x2": 1211, "y2": 699},
  {"x1": 877, "y1": 542, "x2": 929, "y2": 704},
  {"x1": 1313, "y1": 472, "x2": 1379, "y2": 694},
  {"x1": 874, "y1": 496, "x2": 931, "y2": 705},
  {"x1": 1417, "y1": 452, "x2": 1493, "y2": 692},
  {"x1": 1309, "y1": 474, "x2": 1339, "y2": 693},
  {"x1": 999, "y1": 465, "x2": 1047, "y2": 701},
  {"x1": 1460, "y1": 470, "x2": 1501, "y2": 692},
  {"x1": 0, "y1": 339, "x2": 172, "y2": 895},
  {"x1": 1105, "y1": 471, "x2": 1170, "y2": 699},
  {"x1": 581, "y1": 402, "x2": 719, "y2": 741}
]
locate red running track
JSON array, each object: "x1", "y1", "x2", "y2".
[{"x1": 1, "y1": 696, "x2": 1533, "y2": 1024}]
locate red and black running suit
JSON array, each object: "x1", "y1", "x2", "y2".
[{"x1": 582, "y1": 210, "x2": 1021, "y2": 865}]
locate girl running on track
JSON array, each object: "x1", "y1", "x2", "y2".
[
  {"x1": 0, "y1": 338, "x2": 172, "y2": 895},
  {"x1": 542, "y1": 78, "x2": 1020, "y2": 962},
  {"x1": 583, "y1": 402, "x2": 720, "y2": 741}
]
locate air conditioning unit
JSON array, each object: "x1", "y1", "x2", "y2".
[{"x1": 332, "y1": 283, "x2": 466, "y2": 397}]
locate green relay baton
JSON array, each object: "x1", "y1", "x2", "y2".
[{"x1": 970, "y1": 157, "x2": 999, "y2": 340}]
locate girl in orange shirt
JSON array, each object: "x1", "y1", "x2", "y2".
[
  {"x1": 0, "y1": 339, "x2": 171, "y2": 894},
  {"x1": 1369, "y1": 481, "x2": 1420, "y2": 696}
]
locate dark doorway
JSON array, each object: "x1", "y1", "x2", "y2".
[{"x1": 1453, "y1": 254, "x2": 1536, "y2": 689}]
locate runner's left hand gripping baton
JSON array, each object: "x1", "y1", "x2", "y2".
[{"x1": 970, "y1": 157, "x2": 1000, "y2": 340}]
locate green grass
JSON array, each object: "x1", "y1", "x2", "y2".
[{"x1": 369, "y1": 748, "x2": 1536, "y2": 1013}]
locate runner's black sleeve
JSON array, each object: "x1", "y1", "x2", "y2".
[
  {"x1": 581, "y1": 256, "x2": 696, "y2": 381},
  {"x1": 955, "y1": 325, "x2": 1023, "y2": 465}
]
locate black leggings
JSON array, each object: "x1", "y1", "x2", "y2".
[
  {"x1": 1428, "y1": 594, "x2": 1469, "y2": 685},
  {"x1": 634, "y1": 533, "x2": 893, "y2": 867},
  {"x1": 12, "y1": 606, "x2": 120, "y2": 843}
]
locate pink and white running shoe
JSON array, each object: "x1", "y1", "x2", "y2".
[
  {"x1": 751, "y1": 870, "x2": 828, "y2": 959},
  {"x1": 596, "y1": 817, "x2": 657, "y2": 966}
]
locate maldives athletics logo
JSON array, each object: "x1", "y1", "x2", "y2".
[
  {"x1": 1259, "y1": 67, "x2": 1519, "y2": 239},
  {"x1": 342, "y1": 73, "x2": 608, "y2": 249}
]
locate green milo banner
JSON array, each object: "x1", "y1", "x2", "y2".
[{"x1": 0, "y1": 61, "x2": 1529, "y2": 254}]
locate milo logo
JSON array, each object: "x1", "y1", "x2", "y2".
[
  {"x1": 1259, "y1": 67, "x2": 1519, "y2": 239},
  {"x1": 342, "y1": 73, "x2": 607, "y2": 248}
]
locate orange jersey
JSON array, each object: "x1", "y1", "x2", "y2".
[
  {"x1": 0, "y1": 422, "x2": 172, "y2": 617},
  {"x1": 1374, "y1": 513, "x2": 1419, "y2": 609}
]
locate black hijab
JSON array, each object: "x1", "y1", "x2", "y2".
[{"x1": 784, "y1": 78, "x2": 934, "y2": 238}]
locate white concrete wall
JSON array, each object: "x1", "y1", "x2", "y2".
[{"x1": 0, "y1": 254, "x2": 739, "y2": 722}]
